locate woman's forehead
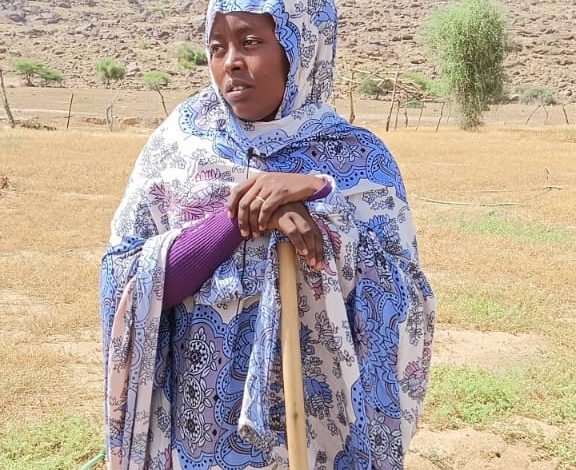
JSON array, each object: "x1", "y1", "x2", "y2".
[{"x1": 209, "y1": 11, "x2": 275, "y2": 38}]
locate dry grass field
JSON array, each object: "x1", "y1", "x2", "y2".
[{"x1": 0, "y1": 125, "x2": 575, "y2": 469}]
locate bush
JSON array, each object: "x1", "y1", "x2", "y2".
[
  {"x1": 194, "y1": 50, "x2": 208, "y2": 66},
  {"x1": 143, "y1": 71, "x2": 170, "y2": 90},
  {"x1": 177, "y1": 44, "x2": 208, "y2": 69},
  {"x1": 421, "y1": 0, "x2": 508, "y2": 129},
  {"x1": 518, "y1": 86, "x2": 556, "y2": 105},
  {"x1": 357, "y1": 76, "x2": 393, "y2": 100},
  {"x1": 38, "y1": 68, "x2": 63, "y2": 86},
  {"x1": 96, "y1": 58, "x2": 126, "y2": 86},
  {"x1": 402, "y1": 71, "x2": 448, "y2": 98},
  {"x1": 11, "y1": 59, "x2": 62, "y2": 87}
]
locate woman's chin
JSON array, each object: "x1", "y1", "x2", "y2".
[{"x1": 228, "y1": 104, "x2": 278, "y2": 123}]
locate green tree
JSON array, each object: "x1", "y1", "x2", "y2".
[
  {"x1": 11, "y1": 59, "x2": 44, "y2": 86},
  {"x1": 421, "y1": 0, "x2": 508, "y2": 129},
  {"x1": 96, "y1": 58, "x2": 126, "y2": 87},
  {"x1": 38, "y1": 68, "x2": 63, "y2": 86},
  {"x1": 143, "y1": 71, "x2": 170, "y2": 116}
]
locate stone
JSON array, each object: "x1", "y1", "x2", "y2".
[
  {"x1": 0, "y1": 10, "x2": 26, "y2": 23},
  {"x1": 126, "y1": 62, "x2": 140, "y2": 77},
  {"x1": 42, "y1": 12, "x2": 62, "y2": 24}
]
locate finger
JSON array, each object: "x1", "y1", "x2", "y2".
[
  {"x1": 282, "y1": 215, "x2": 308, "y2": 256},
  {"x1": 249, "y1": 196, "x2": 266, "y2": 237},
  {"x1": 236, "y1": 185, "x2": 263, "y2": 237},
  {"x1": 291, "y1": 214, "x2": 317, "y2": 267},
  {"x1": 257, "y1": 192, "x2": 282, "y2": 231},
  {"x1": 302, "y1": 220, "x2": 319, "y2": 269},
  {"x1": 228, "y1": 178, "x2": 256, "y2": 219}
]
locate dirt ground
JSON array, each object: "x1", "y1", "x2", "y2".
[
  {"x1": 2, "y1": 86, "x2": 575, "y2": 132},
  {"x1": 1, "y1": 89, "x2": 575, "y2": 469}
]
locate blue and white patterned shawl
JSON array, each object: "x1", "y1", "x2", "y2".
[{"x1": 100, "y1": 1, "x2": 435, "y2": 469}]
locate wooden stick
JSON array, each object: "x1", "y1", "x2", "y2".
[
  {"x1": 278, "y1": 242, "x2": 308, "y2": 470},
  {"x1": 561, "y1": 105, "x2": 570, "y2": 125},
  {"x1": 385, "y1": 65, "x2": 400, "y2": 132},
  {"x1": 66, "y1": 93, "x2": 74, "y2": 130},
  {"x1": 435, "y1": 102, "x2": 445, "y2": 132},
  {"x1": 0, "y1": 68, "x2": 16, "y2": 128}
]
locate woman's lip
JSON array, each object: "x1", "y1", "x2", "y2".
[{"x1": 226, "y1": 87, "x2": 253, "y2": 101}]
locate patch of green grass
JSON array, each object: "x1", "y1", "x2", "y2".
[
  {"x1": 441, "y1": 288, "x2": 544, "y2": 333},
  {"x1": 428, "y1": 360, "x2": 576, "y2": 428},
  {"x1": 522, "y1": 357, "x2": 576, "y2": 424},
  {"x1": 457, "y1": 292, "x2": 539, "y2": 332},
  {"x1": 426, "y1": 365, "x2": 522, "y2": 429},
  {"x1": 460, "y1": 213, "x2": 575, "y2": 243},
  {"x1": 0, "y1": 413, "x2": 104, "y2": 470},
  {"x1": 426, "y1": 358, "x2": 576, "y2": 465}
]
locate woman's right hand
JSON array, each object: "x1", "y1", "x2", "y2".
[{"x1": 269, "y1": 202, "x2": 324, "y2": 270}]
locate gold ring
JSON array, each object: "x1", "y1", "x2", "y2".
[{"x1": 255, "y1": 196, "x2": 266, "y2": 204}]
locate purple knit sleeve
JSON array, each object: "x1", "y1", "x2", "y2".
[
  {"x1": 163, "y1": 209, "x2": 244, "y2": 309},
  {"x1": 308, "y1": 176, "x2": 332, "y2": 201}
]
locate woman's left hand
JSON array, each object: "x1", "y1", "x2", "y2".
[{"x1": 228, "y1": 172, "x2": 324, "y2": 238}]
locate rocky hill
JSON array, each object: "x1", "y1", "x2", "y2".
[{"x1": 1, "y1": 0, "x2": 575, "y2": 102}]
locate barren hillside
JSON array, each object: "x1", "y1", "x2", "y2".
[{"x1": 1, "y1": 0, "x2": 575, "y2": 102}]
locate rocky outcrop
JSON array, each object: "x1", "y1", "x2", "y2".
[{"x1": 0, "y1": 0, "x2": 574, "y2": 101}]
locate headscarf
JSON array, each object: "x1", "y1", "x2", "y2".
[
  {"x1": 178, "y1": 0, "x2": 350, "y2": 161},
  {"x1": 100, "y1": 0, "x2": 435, "y2": 469}
]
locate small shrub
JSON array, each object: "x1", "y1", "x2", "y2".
[
  {"x1": 357, "y1": 76, "x2": 393, "y2": 100},
  {"x1": 518, "y1": 86, "x2": 556, "y2": 105},
  {"x1": 194, "y1": 50, "x2": 208, "y2": 66},
  {"x1": 143, "y1": 71, "x2": 170, "y2": 90},
  {"x1": 96, "y1": 58, "x2": 126, "y2": 86},
  {"x1": 37, "y1": 68, "x2": 63, "y2": 86},
  {"x1": 10, "y1": 59, "x2": 62, "y2": 87},
  {"x1": 176, "y1": 44, "x2": 208, "y2": 69},
  {"x1": 402, "y1": 71, "x2": 447, "y2": 98}
]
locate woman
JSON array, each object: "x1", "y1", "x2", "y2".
[{"x1": 100, "y1": 0, "x2": 435, "y2": 469}]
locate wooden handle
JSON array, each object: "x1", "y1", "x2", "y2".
[{"x1": 278, "y1": 242, "x2": 308, "y2": 470}]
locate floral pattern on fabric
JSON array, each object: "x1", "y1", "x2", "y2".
[{"x1": 100, "y1": 0, "x2": 435, "y2": 469}]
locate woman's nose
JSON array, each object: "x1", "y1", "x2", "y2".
[{"x1": 223, "y1": 45, "x2": 243, "y2": 72}]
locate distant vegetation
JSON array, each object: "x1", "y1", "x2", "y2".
[
  {"x1": 402, "y1": 71, "x2": 447, "y2": 99},
  {"x1": 517, "y1": 85, "x2": 556, "y2": 106},
  {"x1": 357, "y1": 75, "x2": 393, "y2": 100},
  {"x1": 176, "y1": 44, "x2": 208, "y2": 70},
  {"x1": 421, "y1": 0, "x2": 508, "y2": 129},
  {"x1": 96, "y1": 58, "x2": 126, "y2": 87},
  {"x1": 11, "y1": 59, "x2": 63, "y2": 87},
  {"x1": 143, "y1": 71, "x2": 171, "y2": 116}
]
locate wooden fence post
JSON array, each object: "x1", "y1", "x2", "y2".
[{"x1": 0, "y1": 68, "x2": 16, "y2": 128}]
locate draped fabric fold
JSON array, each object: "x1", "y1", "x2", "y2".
[{"x1": 100, "y1": 0, "x2": 435, "y2": 468}]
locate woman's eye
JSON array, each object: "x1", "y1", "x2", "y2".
[
  {"x1": 209, "y1": 44, "x2": 224, "y2": 55},
  {"x1": 243, "y1": 38, "x2": 260, "y2": 47}
]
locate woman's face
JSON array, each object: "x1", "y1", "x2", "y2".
[{"x1": 209, "y1": 12, "x2": 289, "y2": 122}]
